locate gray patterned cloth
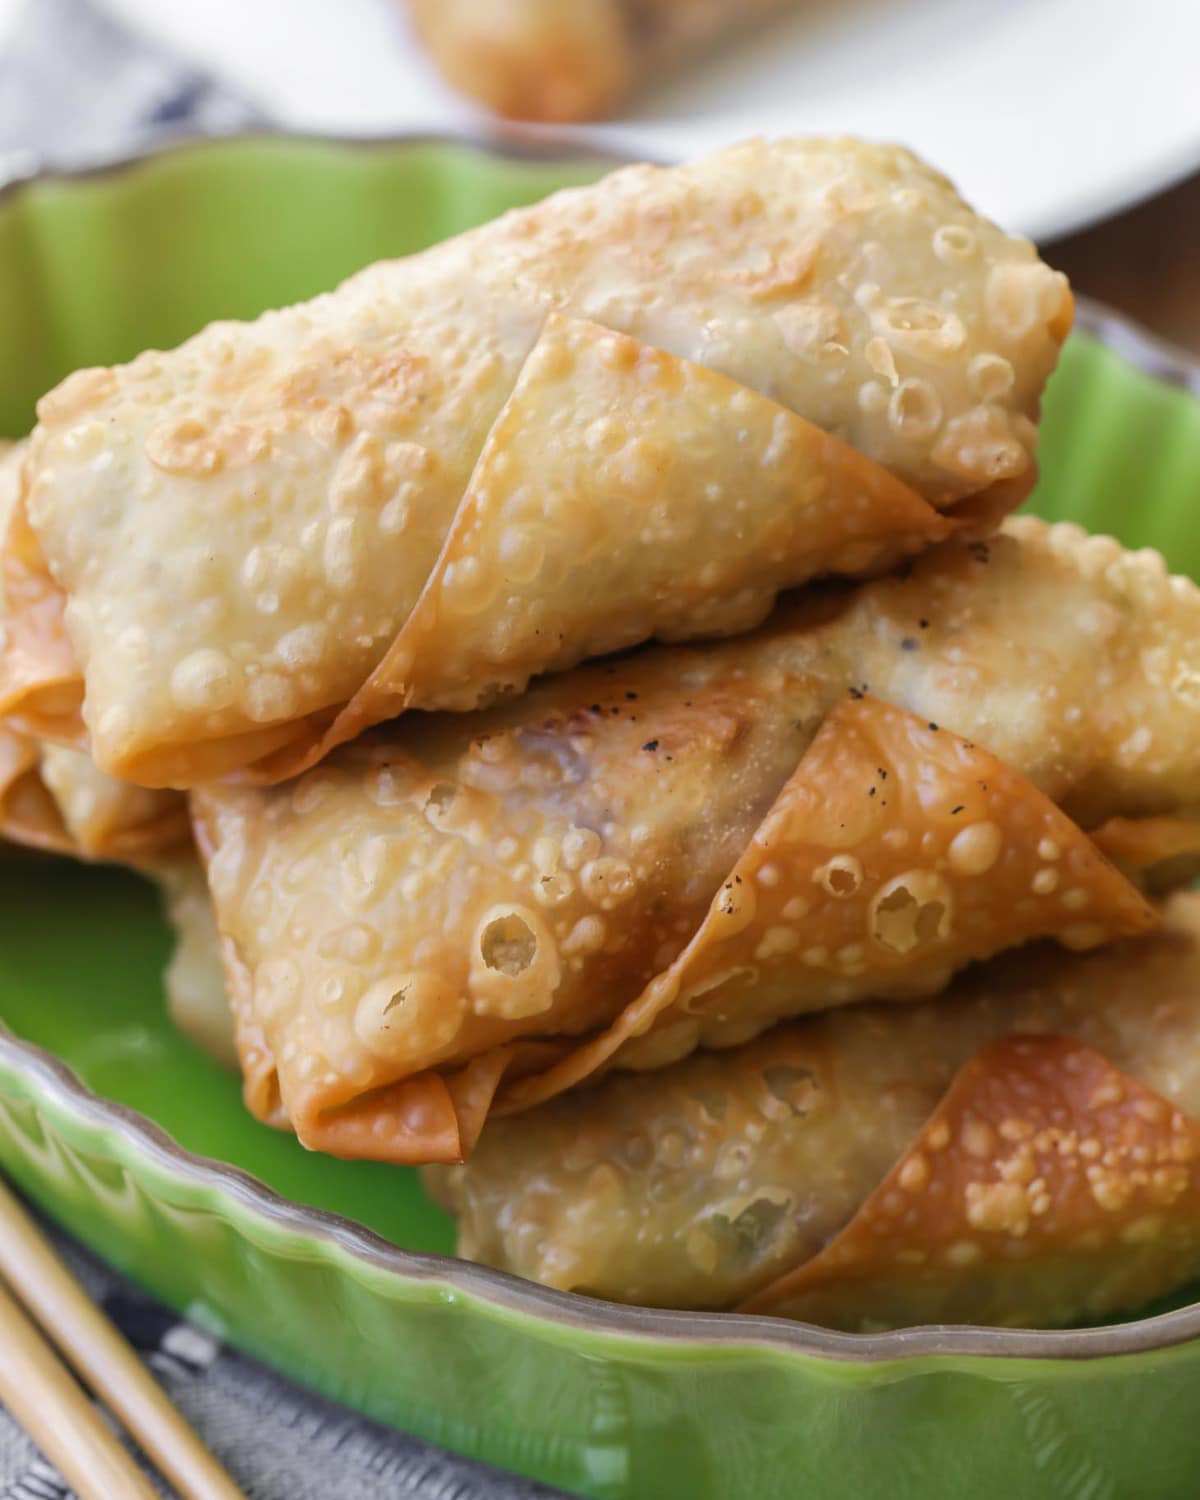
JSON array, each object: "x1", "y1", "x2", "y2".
[
  {"x1": 0, "y1": 2, "x2": 569, "y2": 1495},
  {"x1": 0, "y1": 1212, "x2": 567, "y2": 1499}
]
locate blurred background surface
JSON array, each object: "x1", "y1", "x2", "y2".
[
  {"x1": 1, "y1": 0, "x2": 1197, "y2": 348},
  {"x1": 0, "y1": 0, "x2": 1198, "y2": 237}
]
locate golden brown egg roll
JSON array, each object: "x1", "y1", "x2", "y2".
[
  {"x1": 192, "y1": 518, "x2": 1200, "y2": 1165},
  {"x1": 406, "y1": 0, "x2": 799, "y2": 122},
  {"x1": 0, "y1": 443, "x2": 187, "y2": 860},
  {"x1": 427, "y1": 892, "x2": 1200, "y2": 1330},
  {"x1": 5, "y1": 139, "x2": 1070, "y2": 787}
]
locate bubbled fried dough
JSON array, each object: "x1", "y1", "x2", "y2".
[
  {"x1": 496, "y1": 696, "x2": 1154, "y2": 1113},
  {"x1": 744, "y1": 1036, "x2": 1200, "y2": 1330},
  {"x1": 195, "y1": 669, "x2": 815, "y2": 1161},
  {"x1": 428, "y1": 894, "x2": 1200, "y2": 1322},
  {"x1": 155, "y1": 862, "x2": 239, "y2": 1070},
  {"x1": 206, "y1": 699, "x2": 1155, "y2": 1166},
  {"x1": 8, "y1": 138, "x2": 1069, "y2": 785},
  {"x1": 193, "y1": 517, "x2": 1200, "y2": 1163}
]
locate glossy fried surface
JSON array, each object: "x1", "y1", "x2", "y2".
[
  {"x1": 430, "y1": 894, "x2": 1200, "y2": 1325},
  {"x1": 0, "y1": 444, "x2": 187, "y2": 861},
  {"x1": 194, "y1": 519, "x2": 1196, "y2": 1164},
  {"x1": 156, "y1": 862, "x2": 238, "y2": 1070},
  {"x1": 7, "y1": 139, "x2": 1069, "y2": 785},
  {"x1": 747, "y1": 1034, "x2": 1200, "y2": 1330}
]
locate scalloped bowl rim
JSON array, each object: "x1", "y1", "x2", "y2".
[{"x1": 2, "y1": 128, "x2": 1200, "y2": 1369}]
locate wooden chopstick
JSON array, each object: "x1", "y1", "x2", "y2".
[
  {"x1": 0, "y1": 1277, "x2": 159, "y2": 1500},
  {"x1": 0, "y1": 1176, "x2": 245, "y2": 1500}
]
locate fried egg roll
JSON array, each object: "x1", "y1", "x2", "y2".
[
  {"x1": 427, "y1": 893, "x2": 1200, "y2": 1330},
  {"x1": 192, "y1": 519, "x2": 1199, "y2": 1164},
  {"x1": 6, "y1": 139, "x2": 1070, "y2": 786},
  {"x1": 156, "y1": 861, "x2": 238, "y2": 1069}
]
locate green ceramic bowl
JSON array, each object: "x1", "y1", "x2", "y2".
[{"x1": 3, "y1": 135, "x2": 1200, "y2": 1500}]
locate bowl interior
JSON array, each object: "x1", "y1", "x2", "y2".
[{"x1": 2, "y1": 134, "x2": 1200, "y2": 1316}]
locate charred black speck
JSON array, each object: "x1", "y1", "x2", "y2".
[{"x1": 642, "y1": 740, "x2": 660, "y2": 752}]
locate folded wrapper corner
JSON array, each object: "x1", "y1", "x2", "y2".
[
  {"x1": 429, "y1": 893, "x2": 1200, "y2": 1327},
  {"x1": 0, "y1": 725, "x2": 189, "y2": 861},
  {"x1": 3, "y1": 138, "x2": 1071, "y2": 787},
  {"x1": 199, "y1": 695, "x2": 1153, "y2": 1165},
  {"x1": 741, "y1": 1035, "x2": 1200, "y2": 1330},
  {"x1": 155, "y1": 862, "x2": 242, "y2": 1069}
]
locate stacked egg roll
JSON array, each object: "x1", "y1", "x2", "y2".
[
  {"x1": 427, "y1": 893, "x2": 1200, "y2": 1331},
  {"x1": 3, "y1": 139, "x2": 1069, "y2": 787},
  {"x1": 191, "y1": 518, "x2": 1200, "y2": 1164}
]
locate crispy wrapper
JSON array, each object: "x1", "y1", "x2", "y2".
[
  {"x1": 1, "y1": 740, "x2": 190, "y2": 861},
  {"x1": 0, "y1": 443, "x2": 187, "y2": 861},
  {"x1": 495, "y1": 696, "x2": 1154, "y2": 1113},
  {"x1": 192, "y1": 519, "x2": 1198, "y2": 1165},
  {"x1": 6, "y1": 139, "x2": 1069, "y2": 787},
  {"x1": 744, "y1": 1035, "x2": 1200, "y2": 1329},
  {"x1": 428, "y1": 894, "x2": 1200, "y2": 1328},
  {"x1": 405, "y1": 0, "x2": 797, "y2": 122}
]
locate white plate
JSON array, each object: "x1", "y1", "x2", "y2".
[{"x1": 39, "y1": 0, "x2": 1200, "y2": 240}]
